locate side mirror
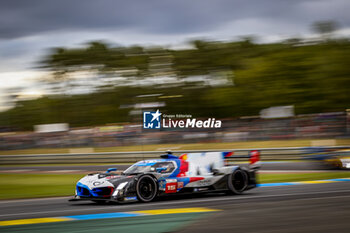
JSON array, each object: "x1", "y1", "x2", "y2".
[
  {"x1": 156, "y1": 167, "x2": 167, "y2": 173},
  {"x1": 106, "y1": 168, "x2": 117, "y2": 173}
]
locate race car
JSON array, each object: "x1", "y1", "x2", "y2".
[
  {"x1": 69, "y1": 150, "x2": 260, "y2": 203},
  {"x1": 304, "y1": 147, "x2": 350, "y2": 169}
]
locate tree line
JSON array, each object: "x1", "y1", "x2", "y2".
[{"x1": 1, "y1": 21, "x2": 349, "y2": 130}]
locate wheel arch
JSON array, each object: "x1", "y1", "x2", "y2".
[{"x1": 135, "y1": 174, "x2": 159, "y2": 202}]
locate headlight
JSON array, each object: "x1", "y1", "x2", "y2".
[{"x1": 112, "y1": 182, "x2": 128, "y2": 197}]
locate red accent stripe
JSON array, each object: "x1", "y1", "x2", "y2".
[{"x1": 189, "y1": 177, "x2": 205, "y2": 182}]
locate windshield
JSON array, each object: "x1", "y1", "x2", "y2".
[{"x1": 124, "y1": 161, "x2": 175, "y2": 175}]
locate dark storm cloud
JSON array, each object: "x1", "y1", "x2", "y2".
[
  {"x1": 1, "y1": 0, "x2": 349, "y2": 40},
  {"x1": 0, "y1": 0, "x2": 349, "y2": 73}
]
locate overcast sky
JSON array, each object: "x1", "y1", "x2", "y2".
[{"x1": 0, "y1": 0, "x2": 349, "y2": 101}]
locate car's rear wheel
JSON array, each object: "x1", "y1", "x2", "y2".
[
  {"x1": 136, "y1": 175, "x2": 158, "y2": 202},
  {"x1": 227, "y1": 168, "x2": 248, "y2": 194}
]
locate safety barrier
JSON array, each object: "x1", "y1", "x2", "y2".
[{"x1": 0, "y1": 146, "x2": 349, "y2": 165}]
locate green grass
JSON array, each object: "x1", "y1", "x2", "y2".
[
  {"x1": 0, "y1": 174, "x2": 83, "y2": 199},
  {"x1": 1, "y1": 138, "x2": 349, "y2": 155},
  {"x1": 259, "y1": 172, "x2": 350, "y2": 183},
  {"x1": 1, "y1": 172, "x2": 350, "y2": 200}
]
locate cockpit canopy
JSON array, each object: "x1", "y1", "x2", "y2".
[{"x1": 123, "y1": 160, "x2": 176, "y2": 175}]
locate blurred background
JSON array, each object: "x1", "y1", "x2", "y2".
[
  {"x1": 0, "y1": 17, "x2": 350, "y2": 151},
  {"x1": 1, "y1": 1, "x2": 350, "y2": 172}
]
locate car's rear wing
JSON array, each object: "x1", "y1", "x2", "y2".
[
  {"x1": 222, "y1": 150, "x2": 260, "y2": 170},
  {"x1": 175, "y1": 150, "x2": 260, "y2": 173},
  {"x1": 248, "y1": 150, "x2": 261, "y2": 170}
]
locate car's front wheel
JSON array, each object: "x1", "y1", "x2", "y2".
[{"x1": 136, "y1": 175, "x2": 158, "y2": 202}]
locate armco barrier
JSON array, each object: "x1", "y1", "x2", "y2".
[{"x1": 0, "y1": 146, "x2": 349, "y2": 165}]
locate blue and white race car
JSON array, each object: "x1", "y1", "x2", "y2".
[{"x1": 69, "y1": 151, "x2": 260, "y2": 203}]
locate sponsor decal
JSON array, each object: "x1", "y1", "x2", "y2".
[
  {"x1": 165, "y1": 182, "x2": 177, "y2": 193},
  {"x1": 177, "y1": 182, "x2": 184, "y2": 189},
  {"x1": 124, "y1": 196, "x2": 138, "y2": 201},
  {"x1": 165, "y1": 179, "x2": 177, "y2": 183},
  {"x1": 159, "y1": 180, "x2": 166, "y2": 191},
  {"x1": 93, "y1": 181, "x2": 104, "y2": 186},
  {"x1": 197, "y1": 179, "x2": 213, "y2": 186},
  {"x1": 106, "y1": 176, "x2": 119, "y2": 179},
  {"x1": 143, "y1": 109, "x2": 221, "y2": 129}
]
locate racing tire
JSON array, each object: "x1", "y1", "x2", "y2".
[
  {"x1": 227, "y1": 168, "x2": 248, "y2": 194},
  {"x1": 136, "y1": 175, "x2": 158, "y2": 202}
]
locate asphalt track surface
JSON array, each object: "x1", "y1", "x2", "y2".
[
  {"x1": 0, "y1": 161, "x2": 331, "y2": 173},
  {"x1": 1, "y1": 182, "x2": 350, "y2": 232}
]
